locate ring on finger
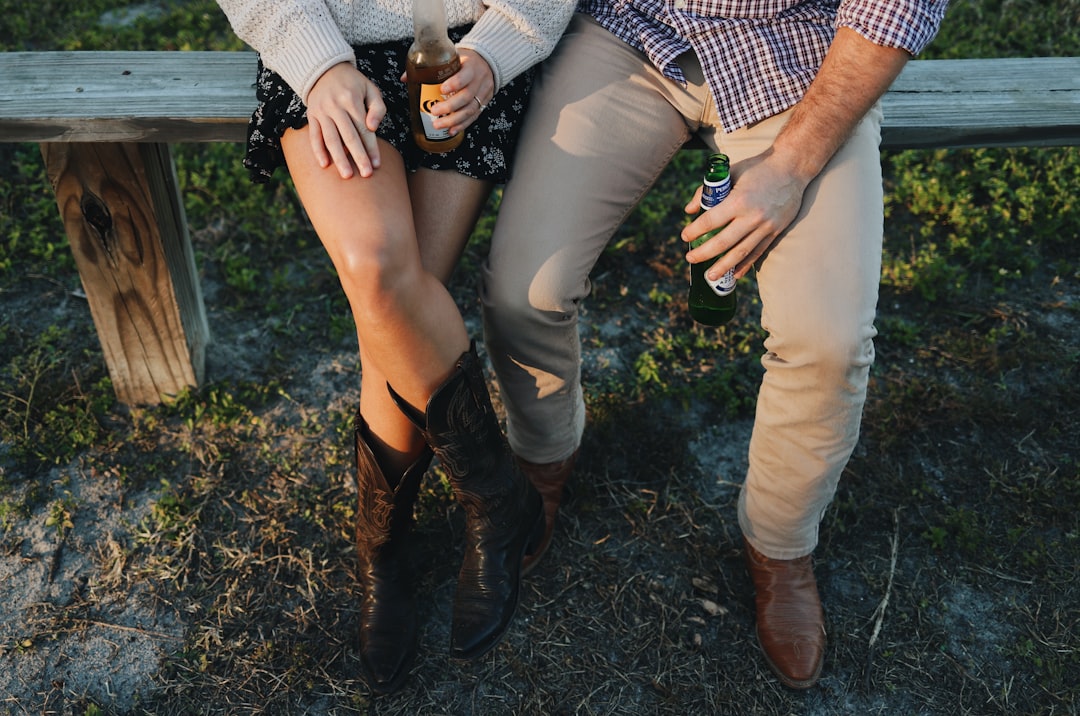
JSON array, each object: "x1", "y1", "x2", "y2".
[{"x1": 474, "y1": 96, "x2": 486, "y2": 110}]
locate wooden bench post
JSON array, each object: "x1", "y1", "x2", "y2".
[{"x1": 41, "y1": 141, "x2": 209, "y2": 405}]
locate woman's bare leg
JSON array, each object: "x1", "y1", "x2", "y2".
[
  {"x1": 356, "y1": 168, "x2": 491, "y2": 473},
  {"x1": 282, "y1": 128, "x2": 490, "y2": 475},
  {"x1": 408, "y1": 167, "x2": 492, "y2": 283}
]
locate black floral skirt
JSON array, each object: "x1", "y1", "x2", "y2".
[{"x1": 244, "y1": 27, "x2": 534, "y2": 184}]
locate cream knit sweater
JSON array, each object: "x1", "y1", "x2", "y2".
[{"x1": 216, "y1": 0, "x2": 574, "y2": 104}]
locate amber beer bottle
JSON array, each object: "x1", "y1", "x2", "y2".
[
  {"x1": 406, "y1": 0, "x2": 463, "y2": 153},
  {"x1": 688, "y1": 153, "x2": 737, "y2": 325}
]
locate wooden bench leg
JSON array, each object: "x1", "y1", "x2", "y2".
[{"x1": 41, "y1": 142, "x2": 209, "y2": 405}]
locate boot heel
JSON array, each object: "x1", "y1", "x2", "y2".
[
  {"x1": 524, "y1": 496, "x2": 546, "y2": 558},
  {"x1": 518, "y1": 450, "x2": 578, "y2": 576}
]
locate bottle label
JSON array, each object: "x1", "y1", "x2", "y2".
[
  {"x1": 706, "y1": 268, "x2": 736, "y2": 296},
  {"x1": 701, "y1": 177, "x2": 730, "y2": 209},
  {"x1": 695, "y1": 173, "x2": 734, "y2": 296},
  {"x1": 419, "y1": 83, "x2": 451, "y2": 140}
]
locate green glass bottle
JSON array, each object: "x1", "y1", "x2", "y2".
[{"x1": 688, "y1": 153, "x2": 736, "y2": 326}]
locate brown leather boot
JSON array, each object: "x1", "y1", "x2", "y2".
[
  {"x1": 354, "y1": 414, "x2": 432, "y2": 695},
  {"x1": 389, "y1": 343, "x2": 544, "y2": 660},
  {"x1": 744, "y1": 538, "x2": 826, "y2": 689},
  {"x1": 518, "y1": 450, "x2": 577, "y2": 576}
]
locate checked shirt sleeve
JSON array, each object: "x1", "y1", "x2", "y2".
[{"x1": 836, "y1": 0, "x2": 950, "y2": 56}]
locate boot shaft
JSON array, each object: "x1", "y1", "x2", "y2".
[
  {"x1": 354, "y1": 414, "x2": 431, "y2": 554},
  {"x1": 386, "y1": 344, "x2": 544, "y2": 660},
  {"x1": 390, "y1": 344, "x2": 506, "y2": 484}
]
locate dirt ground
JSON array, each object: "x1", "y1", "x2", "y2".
[
  {"x1": 4, "y1": 0, "x2": 1079, "y2": 710},
  {"x1": 2, "y1": 214, "x2": 1078, "y2": 715}
]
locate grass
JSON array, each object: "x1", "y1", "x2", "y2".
[{"x1": 1, "y1": 0, "x2": 1079, "y2": 713}]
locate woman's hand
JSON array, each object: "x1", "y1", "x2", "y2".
[
  {"x1": 421, "y1": 50, "x2": 495, "y2": 137},
  {"x1": 305, "y1": 62, "x2": 387, "y2": 179}
]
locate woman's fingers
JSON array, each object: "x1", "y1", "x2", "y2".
[
  {"x1": 427, "y1": 51, "x2": 493, "y2": 133},
  {"x1": 306, "y1": 62, "x2": 386, "y2": 179}
]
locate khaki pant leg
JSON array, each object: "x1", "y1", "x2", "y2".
[
  {"x1": 729, "y1": 106, "x2": 885, "y2": 559},
  {"x1": 481, "y1": 15, "x2": 713, "y2": 463}
]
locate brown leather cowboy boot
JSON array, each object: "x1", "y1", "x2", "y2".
[
  {"x1": 518, "y1": 450, "x2": 577, "y2": 576},
  {"x1": 354, "y1": 414, "x2": 432, "y2": 695},
  {"x1": 389, "y1": 343, "x2": 544, "y2": 660},
  {"x1": 744, "y1": 538, "x2": 826, "y2": 689}
]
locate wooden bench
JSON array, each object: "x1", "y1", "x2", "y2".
[{"x1": 2, "y1": 51, "x2": 1079, "y2": 405}]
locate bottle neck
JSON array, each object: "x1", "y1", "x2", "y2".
[{"x1": 413, "y1": 0, "x2": 449, "y2": 38}]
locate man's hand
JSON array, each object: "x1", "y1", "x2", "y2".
[
  {"x1": 681, "y1": 150, "x2": 809, "y2": 282},
  {"x1": 305, "y1": 62, "x2": 387, "y2": 179},
  {"x1": 681, "y1": 27, "x2": 910, "y2": 282}
]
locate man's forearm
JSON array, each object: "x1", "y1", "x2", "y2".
[{"x1": 771, "y1": 27, "x2": 911, "y2": 184}]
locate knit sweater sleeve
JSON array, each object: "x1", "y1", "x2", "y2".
[
  {"x1": 215, "y1": 0, "x2": 356, "y2": 104},
  {"x1": 456, "y1": 0, "x2": 576, "y2": 91}
]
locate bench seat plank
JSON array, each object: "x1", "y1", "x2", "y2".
[
  {"x1": 2, "y1": 52, "x2": 1079, "y2": 148},
  {"x1": 0, "y1": 51, "x2": 253, "y2": 143},
  {"x1": 882, "y1": 57, "x2": 1080, "y2": 149}
]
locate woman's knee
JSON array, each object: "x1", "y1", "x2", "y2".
[{"x1": 334, "y1": 231, "x2": 418, "y2": 311}]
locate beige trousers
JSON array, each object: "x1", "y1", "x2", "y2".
[{"x1": 481, "y1": 14, "x2": 884, "y2": 559}]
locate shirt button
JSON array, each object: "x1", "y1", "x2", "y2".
[{"x1": 674, "y1": 0, "x2": 686, "y2": 7}]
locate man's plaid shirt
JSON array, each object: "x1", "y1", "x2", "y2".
[{"x1": 578, "y1": 0, "x2": 949, "y2": 132}]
